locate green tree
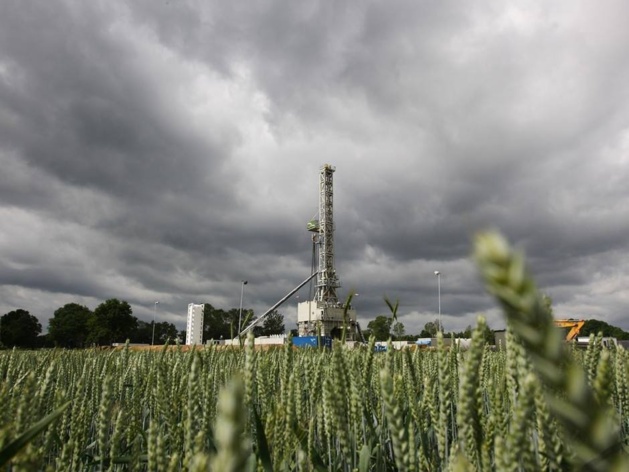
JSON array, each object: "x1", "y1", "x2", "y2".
[
  {"x1": 367, "y1": 315, "x2": 393, "y2": 341},
  {"x1": 203, "y1": 304, "x2": 255, "y2": 341},
  {"x1": 48, "y1": 303, "x2": 94, "y2": 348},
  {"x1": 422, "y1": 320, "x2": 440, "y2": 337},
  {"x1": 452, "y1": 325, "x2": 473, "y2": 338},
  {"x1": 391, "y1": 321, "x2": 405, "y2": 339},
  {"x1": 581, "y1": 319, "x2": 629, "y2": 340},
  {"x1": 36, "y1": 333, "x2": 54, "y2": 348},
  {"x1": 1, "y1": 309, "x2": 42, "y2": 348},
  {"x1": 203, "y1": 304, "x2": 231, "y2": 341},
  {"x1": 254, "y1": 310, "x2": 285, "y2": 336},
  {"x1": 447, "y1": 323, "x2": 494, "y2": 343},
  {"x1": 131, "y1": 321, "x2": 179, "y2": 344},
  {"x1": 131, "y1": 320, "x2": 152, "y2": 344},
  {"x1": 88, "y1": 299, "x2": 138, "y2": 345},
  {"x1": 155, "y1": 321, "x2": 179, "y2": 344}
]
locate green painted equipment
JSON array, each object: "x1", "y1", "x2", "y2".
[{"x1": 307, "y1": 220, "x2": 319, "y2": 232}]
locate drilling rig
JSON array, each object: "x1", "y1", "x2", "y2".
[{"x1": 297, "y1": 164, "x2": 359, "y2": 340}]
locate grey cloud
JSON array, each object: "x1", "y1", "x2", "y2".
[{"x1": 1, "y1": 0, "x2": 629, "y2": 335}]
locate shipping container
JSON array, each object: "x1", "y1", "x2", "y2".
[{"x1": 292, "y1": 336, "x2": 332, "y2": 349}]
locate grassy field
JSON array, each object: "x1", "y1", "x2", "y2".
[{"x1": 1, "y1": 232, "x2": 628, "y2": 471}]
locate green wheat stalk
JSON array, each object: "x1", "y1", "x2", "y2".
[{"x1": 474, "y1": 230, "x2": 629, "y2": 471}]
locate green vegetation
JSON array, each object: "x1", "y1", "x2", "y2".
[
  {"x1": 2, "y1": 327, "x2": 629, "y2": 470},
  {"x1": 581, "y1": 319, "x2": 629, "y2": 340},
  {"x1": 366, "y1": 315, "x2": 393, "y2": 340},
  {"x1": 1, "y1": 300, "x2": 174, "y2": 349},
  {"x1": 1, "y1": 302, "x2": 286, "y2": 349},
  {"x1": 1, "y1": 232, "x2": 629, "y2": 471},
  {"x1": 203, "y1": 305, "x2": 284, "y2": 341},
  {"x1": 0, "y1": 309, "x2": 42, "y2": 348}
]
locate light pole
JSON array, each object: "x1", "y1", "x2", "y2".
[
  {"x1": 238, "y1": 280, "x2": 248, "y2": 334},
  {"x1": 434, "y1": 271, "x2": 441, "y2": 332},
  {"x1": 151, "y1": 301, "x2": 159, "y2": 345}
]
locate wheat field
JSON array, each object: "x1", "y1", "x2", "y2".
[{"x1": 1, "y1": 232, "x2": 628, "y2": 471}]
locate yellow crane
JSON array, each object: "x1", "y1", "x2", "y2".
[{"x1": 554, "y1": 319, "x2": 586, "y2": 341}]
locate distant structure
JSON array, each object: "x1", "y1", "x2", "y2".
[
  {"x1": 186, "y1": 303, "x2": 204, "y2": 345},
  {"x1": 297, "y1": 164, "x2": 359, "y2": 339}
]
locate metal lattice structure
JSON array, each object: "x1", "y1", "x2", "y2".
[
  {"x1": 315, "y1": 164, "x2": 340, "y2": 304},
  {"x1": 297, "y1": 164, "x2": 358, "y2": 340}
]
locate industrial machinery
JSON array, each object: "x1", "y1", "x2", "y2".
[
  {"x1": 554, "y1": 319, "x2": 586, "y2": 341},
  {"x1": 238, "y1": 271, "x2": 318, "y2": 338},
  {"x1": 297, "y1": 164, "x2": 359, "y2": 340}
]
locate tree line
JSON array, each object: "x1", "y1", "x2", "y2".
[
  {"x1": 0, "y1": 300, "x2": 286, "y2": 349},
  {"x1": 3, "y1": 298, "x2": 625, "y2": 348},
  {"x1": 363, "y1": 316, "x2": 478, "y2": 342},
  {"x1": 0, "y1": 300, "x2": 178, "y2": 348},
  {"x1": 363, "y1": 315, "x2": 629, "y2": 343},
  {"x1": 202, "y1": 303, "x2": 285, "y2": 340}
]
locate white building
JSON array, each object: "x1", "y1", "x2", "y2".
[{"x1": 186, "y1": 303, "x2": 204, "y2": 345}]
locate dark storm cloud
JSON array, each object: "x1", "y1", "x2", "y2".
[
  {"x1": 0, "y1": 1, "x2": 239, "y2": 208},
  {"x1": 1, "y1": 0, "x2": 629, "y2": 334}
]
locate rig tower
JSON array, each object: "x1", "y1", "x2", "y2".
[{"x1": 297, "y1": 164, "x2": 358, "y2": 339}]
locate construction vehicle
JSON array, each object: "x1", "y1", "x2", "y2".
[{"x1": 554, "y1": 319, "x2": 586, "y2": 341}]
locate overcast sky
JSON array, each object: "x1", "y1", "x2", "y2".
[{"x1": 1, "y1": 0, "x2": 629, "y2": 336}]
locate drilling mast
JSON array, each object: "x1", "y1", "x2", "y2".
[
  {"x1": 297, "y1": 164, "x2": 358, "y2": 339},
  {"x1": 316, "y1": 164, "x2": 340, "y2": 303}
]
